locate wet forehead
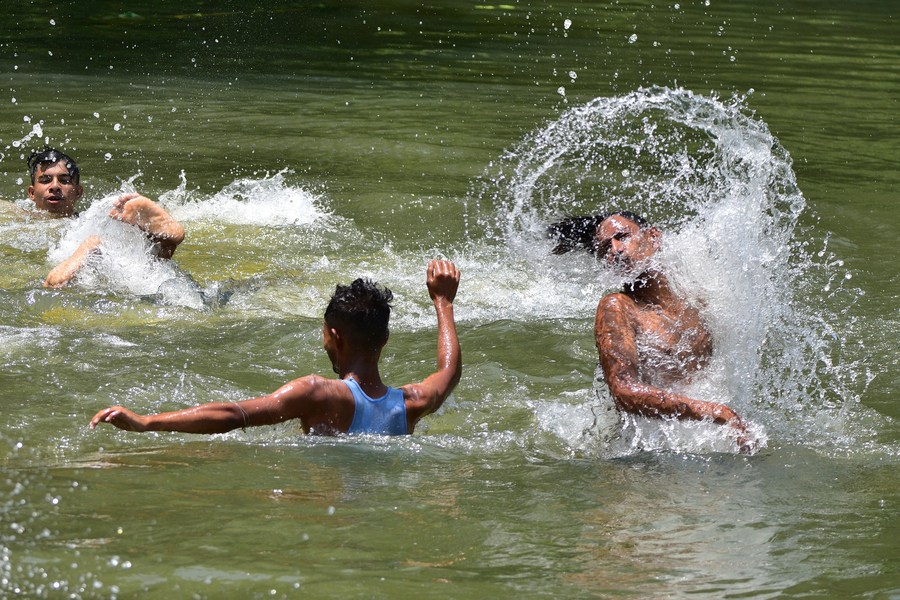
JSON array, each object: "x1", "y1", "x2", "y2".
[
  {"x1": 35, "y1": 161, "x2": 73, "y2": 178},
  {"x1": 596, "y1": 215, "x2": 640, "y2": 240}
]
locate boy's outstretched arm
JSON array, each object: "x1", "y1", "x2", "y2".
[
  {"x1": 403, "y1": 259, "x2": 461, "y2": 429},
  {"x1": 89, "y1": 376, "x2": 328, "y2": 434}
]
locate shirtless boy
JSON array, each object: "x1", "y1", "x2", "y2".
[
  {"x1": 25, "y1": 148, "x2": 184, "y2": 287},
  {"x1": 549, "y1": 212, "x2": 751, "y2": 451},
  {"x1": 90, "y1": 260, "x2": 461, "y2": 437}
]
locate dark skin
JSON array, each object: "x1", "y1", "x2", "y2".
[
  {"x1": 90, "y1": 260, "x2": 461, "y2": 436},
  {"x1": 593, "y1": 215, "x2": 752, "y2": 452}
]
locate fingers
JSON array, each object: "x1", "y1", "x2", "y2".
[
  {"x1": 89, "y1": 407, "x2": 129, "y2": 430},
  {"x1": 111, "y1": 193, "x2": 138, "y2": 212},
  {"x1": 89, "y1": 407, "x2": 116, "y2": 429},
  {"x1": 427, "y1": 259, "x2": 460, "y2": 281}
]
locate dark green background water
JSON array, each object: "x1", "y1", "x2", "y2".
[{"x1": 1, "y1": 1, "x2": 897, "y2": 597}]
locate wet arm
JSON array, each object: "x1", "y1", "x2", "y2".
[
  {"x1": 109, "y1": 193, "x2": 185, "y2": 259},
  {"x1": 595, "y1": 295, "x2": 742, "y2": 425},
  {"x1": 44, "y1": 235, "x2": 102, "y2": 288},
  {"x1": 405, "y1": 260, "x2": 462, "y2": 422},
  {"x1": 89, "y1": 378, "x2": 321, "y2": 434}
]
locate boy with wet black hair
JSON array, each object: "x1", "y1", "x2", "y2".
[
  {"x1": 24, "y1": 147, "x2": 185, "y2": 287},
  {"x1": 549, "y1": 211, "x2": 753, "y2": 452},
  {"x1": 547, "y1": 211, "x2": 648, "y2": 255},
  {"x1": 91, "y1": 260, "x2": 462, "y2": 437}
]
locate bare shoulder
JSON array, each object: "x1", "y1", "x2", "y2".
[
  {"x1": 598, "y1": 292, "x2": 637, "y2": 315},
  {"x1": 282, "y1": 375, "x2": 348, "y2": 402},
  {"x1": 399, "y1": 383, "x2": 431, "y2": 413}
]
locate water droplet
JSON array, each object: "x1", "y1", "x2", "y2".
[
  {"x1": 557, "y1": 86, "x2": 566, "y2": 96},
  {"x1": 628, "y1": 34, "x2": 638, "y2": 43},
  {"x1": 104, "y1": 153, "x2": 112, "y2": 161},
  {"x1": 113, "y1": 123, "x2": 122, "y2": 131},
  {"x1": 564, "y1": 19, "x2": 572, "y2": 30}
]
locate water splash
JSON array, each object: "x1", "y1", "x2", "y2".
[
  {"x1": 45, "y1": 171, "x2": 331, "y2": 309},
  {"x1": 472, "y1": 86, "x2": 870, "y2": 455},
  {"x1": 165, "y1": 169, "x2": 328, "y2": 227}
]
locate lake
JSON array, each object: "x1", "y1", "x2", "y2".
[{"x1": 1, "y1": 1, "x2": 897, "y2": 597}]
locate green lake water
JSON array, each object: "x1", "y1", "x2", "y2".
[{"x1": 1, "y1": 1, "x2": 897, "y2": 597}]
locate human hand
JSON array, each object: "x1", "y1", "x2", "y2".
[
  {"x1": 108, "y1": 193, "x2": 184, "y2": 258},
  {"x1": 43, "y1": 235, "x2": 102, "y2": 288},
  {"x1": 426, "y1": 259, "x2": 460, "y2": 305},
  {"x1": 89, "y1": 406, "x2": 148, "y2": 432},
  {"x1": 728, "y1": 417, "x2": 758, "y2": 455},
  {"x1": 108, "y1": 193, "x2": 159, "y2": 229}
]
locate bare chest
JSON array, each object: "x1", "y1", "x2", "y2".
[{"x1": 633, "y1": 303, "x2": 712, "y2": 382}]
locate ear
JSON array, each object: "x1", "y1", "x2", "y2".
[
  {"x1": 73, "y1": 185, "x2": 84, "y2": 200},
  {"x1": 27, "y1": 185, "x2": 35, "y2": 200}
]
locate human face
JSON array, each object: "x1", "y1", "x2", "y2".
[
  {"x1": 28, "y1": 161, "x2": 83, "y2": 216},
  {"x1": 593, "y1": 215, "x2": 660, "y2": 273}
]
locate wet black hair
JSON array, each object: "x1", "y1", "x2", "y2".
[
  {"x1": 547, "y1": 210, "x2": 650, "y2": 255},
  {"x1": 26, "y1": 147, "x2": 80, "y2": 185},
  {"x1": 324, "y1": 278, "x2": 394, "y2": 350}
]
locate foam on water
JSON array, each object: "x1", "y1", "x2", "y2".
[
  {"x1": 467, "y1": 86, "x2": 871, "y2": 456},
  {"x1": 163, "y1": 169, "x2": 329, "y2": 227}
]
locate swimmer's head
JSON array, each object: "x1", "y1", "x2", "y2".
[
  {"x1": 27, "y1": 147, "x2": 80, "y2": 185},
  {"x1": 324, "y1": 278, "x2": 394, "y2": 357},
  {"x1": 548, "y1": 211, "x2": 651, "y2": 256},
  {"x1": 26, "y1": 147, "x2": 83, "y2": 216},
  {"x1": 594, "y1": 212, "x2": 661, "y2": 274}
]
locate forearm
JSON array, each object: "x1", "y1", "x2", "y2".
[
  {"x1": 434, "y1": 300, "x2": 461, "y2": 385},
  {"x1": 44, "y1": 236, "x2": 101, "y2": 288},
  {"x1": 144, "y1": 403, "x2": 248, "y2": 434},
  {"x1": 610, "y1": 379, "x2": 740, "y2": 424}
]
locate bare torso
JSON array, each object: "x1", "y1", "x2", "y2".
[{"x1": 628, "y1": 293, "x2": 712, "y2": 385}]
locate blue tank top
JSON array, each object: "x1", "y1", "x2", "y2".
[{"x1": 343, "y1": 378, "x2": 408, "y2": 435}]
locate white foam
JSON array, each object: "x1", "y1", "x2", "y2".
[{"x1": 165, "y1": 170, "x2": 328, "y2": 227}]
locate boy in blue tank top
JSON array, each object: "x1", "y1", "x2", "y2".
[{"x1": 90, "y1": 260, "x2": 461, "y2": 437}]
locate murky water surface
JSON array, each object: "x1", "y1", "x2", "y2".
[{"x1": 1, "y1": 1, "x2": 897, "y2": 597}]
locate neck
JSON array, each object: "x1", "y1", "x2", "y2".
[
  {"x1": 624, "y1": 269, "x2": 676, "y2": 306},
  {"x1": 338, "y1": 354, "x2": 386, "y2": 396}
]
